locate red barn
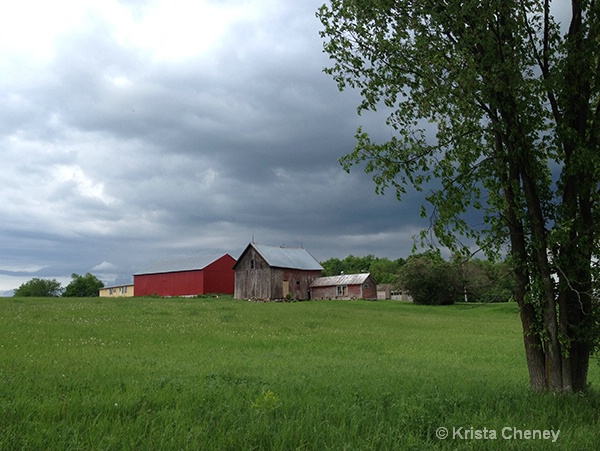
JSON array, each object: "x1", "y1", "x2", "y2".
[
  {"x1": 309, "y1": 273, "x2": 378, "y2": 300},
  {"x1": 134, "y1": 254, "x2": 236, "y2": 297}
]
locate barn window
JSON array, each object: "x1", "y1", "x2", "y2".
[
  {"x1": 250, "y1": 259, "x2": 256, "y2": 269},
  {"x1": 337, "y1": 285, "x2": 348, "y2": 296},
  {"x1": 296, "y1": 280, "x2": 301, "y2": 290}
]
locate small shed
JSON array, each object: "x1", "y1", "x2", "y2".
[
  {"x1": 233, "y1": 242, "x2": 323, "y2": 300},
  {"x1": 310, "y1": 273, "x2": 378, "y2": 300},
  {"x1": 377, "y1": 284, "x2": 412, "y2": 301},
  {"x1": 134, "y1": 253, "x2": 236, "y2": 297}
]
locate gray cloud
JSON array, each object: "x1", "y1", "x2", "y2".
[{"x1": 0, "y1": 0, "x2": 428, "y2": 293}]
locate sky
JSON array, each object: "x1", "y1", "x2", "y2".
[{"x1": 0, "y1": 0, "x2": 430, "y2": 295}]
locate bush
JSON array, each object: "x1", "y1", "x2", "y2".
[{"x1": 399, "y1": 253, "x2": 461, "y2": 305}]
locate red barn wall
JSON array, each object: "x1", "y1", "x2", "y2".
[
  {"x1": 135, "y1": 254, "x2": 235, "y2": 297},
  {"x1": 134, "y1": 270, "x2": 204, "y2": 297},
  {"x1": 203, "y1": 254, "x2": 236, "y2": 294}
]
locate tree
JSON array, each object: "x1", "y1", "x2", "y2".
[
  {"x1": 318, "y1": 1, "x2": 600, "y2": 392},
  {"x1": 62, "y1": 273, "x2": 104, "y2": 297},
  {"x1": 399, "y1": 252, "x2": 462, "y2": 305},
  {"x1": 369, "y1": 257, "x2": 405, "y2": 284},
  {"x1": 321, "y1": 257, "x2": 344, "y2": 277},
  {"x1": 456, "y1": 257, "x2": 515, "y2": 303},
  {"x1": 14, "y1": 278, "x2": 62, "y2": 297},
  {"x1": 321, "y1": 255, "x2": 405, "y2": 283}
]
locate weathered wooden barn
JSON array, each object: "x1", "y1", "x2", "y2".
[
  {"x1": 134, "y1": 254, "x2": 236, "y2": 297},
  {"x1": 234, "y1": 243, "x2": 323, "y2": 300},
  {"x1": 310, "y1": 273, "x2": 378, "y2": 300}
]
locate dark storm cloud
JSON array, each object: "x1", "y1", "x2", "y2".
[{"x1": 0, "y1": 0, "x2": 428, "y2": 293}]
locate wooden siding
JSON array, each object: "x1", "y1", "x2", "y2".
[
  {"x1": 234, "y1": 245, "x2": 271, "y2": 299},
  {"x1": 280, "y1": 268, "x2": 323, "y2": 300},
  {"x1": 234, "y1": 245, "x2": 322, "y2": 300}
]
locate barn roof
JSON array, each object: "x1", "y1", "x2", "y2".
[
  {"x1": 236, "y1": 243, "x2": 323, "y2": 271},
  {"x1": 310, "y1": 273, "x2": 372, "y2": 287},
  {"x1": 134, "y1": 254, "x2": 233, "y2": 275}
]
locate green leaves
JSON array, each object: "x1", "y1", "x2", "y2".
[
  {"x1": 317, "y1": 0, "x2": 588, "y2": 256},
  {"x1": 63, "y1": 273, "x2": 104, "y2": 297},
  {"x1": 13, "y1": 278, "x2": 62, "y2": 297},
  {"x1": 319, "y1": 0, "x2": 600, "y2": 390}
]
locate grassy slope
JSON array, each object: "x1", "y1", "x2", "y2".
[{"x1": 1, "y1": 297, "x2": 599, "y2": 450}]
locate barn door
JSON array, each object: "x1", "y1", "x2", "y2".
[{"x1": 282, "y1": 280, "x2": 289, "y2": 298}]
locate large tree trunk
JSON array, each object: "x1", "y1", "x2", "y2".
[
  {"x1": 498, "y1": 118, "x2": 592, "y2": 391},
  {"x1": 501, "y1": 153, "x2": 547, "y2": 391},
  {"x1": 510, "y1": 160, "x2": 594, "y2": 392}
]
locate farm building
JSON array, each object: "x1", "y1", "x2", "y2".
[
  {"x1": 99, "y1": 283, "x2": 134, "y2": 298},
  {"x1": 234, "y1": 242, "x2": 323, "y2": 300},
  {"x1": 134, "y1": 254, "x2": 236, "y2": 297},
  {"x1": 376, "y1": 283, "x2": 412, "y2": 301},
  {"x1": 310, "y1": 273, "x2": 378, "y2": 300}
]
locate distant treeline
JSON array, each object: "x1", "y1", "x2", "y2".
[
  {"x1": 13, "y1": 273, "x2": 104, "y2": 297},
  {"x1": 321, "y1": 255, "x2": 405, "y2": 284},
  {"x1": 321, "y1": 252, "x2": 515, "y2": 304}
]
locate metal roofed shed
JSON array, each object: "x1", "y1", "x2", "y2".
[
  {"x1": 310, "y1": 273, "x2": 378, "y2": 300},
  {"x1": 309, "y1": 273, "x2": 372, "y2": 287}
]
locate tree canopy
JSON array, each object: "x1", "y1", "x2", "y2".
[
  {"x1": 321, "y1": 254, "x2": 405, "y2": 283},
  {"x1": 62, "y1": 273, "x2": 104, "y2": 297},
  {"x1": 318, "y1": 0, "x2": 600, "y2": 392},
  {"x1": 13, "y1": 278, "x2": 62, "y2": 297}
]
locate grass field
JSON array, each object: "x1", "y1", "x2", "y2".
[{"x1": 1, "y1": 296, "x2": 599, "y2": 450}]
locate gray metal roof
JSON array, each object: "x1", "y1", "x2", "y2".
[
  {"x1": 252, "y1": 243, "x2": 323, "y2": 271},
  {"x1": 135, "y1": 254, "x2": 228, "y2": 275},
  {"x1": 310, "y1": 273, "x2": 372, "y2": 287},
  {"x1": 102, "y1": 283, "x2": 134, "y2": 289}
]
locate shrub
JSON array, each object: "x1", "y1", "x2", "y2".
[{"x1": 399, "y1": 252, "x2": 461, "y2": 305}]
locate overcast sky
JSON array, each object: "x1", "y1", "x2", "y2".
[{"x1": 0, "y1": 0, "x2": 431, "y2": 294}]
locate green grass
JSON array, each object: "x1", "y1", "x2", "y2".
[{"x1": 1, "y1": 297, "x2": 599, "y2": 450}]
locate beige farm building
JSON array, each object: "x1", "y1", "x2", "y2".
[{"x1": 99, "y1": 283, "x2": 134, "y2": 298}]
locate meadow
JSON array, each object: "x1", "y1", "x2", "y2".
[{"x1": 1, "y1": 296, "x2": 599, "y2": 450}]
